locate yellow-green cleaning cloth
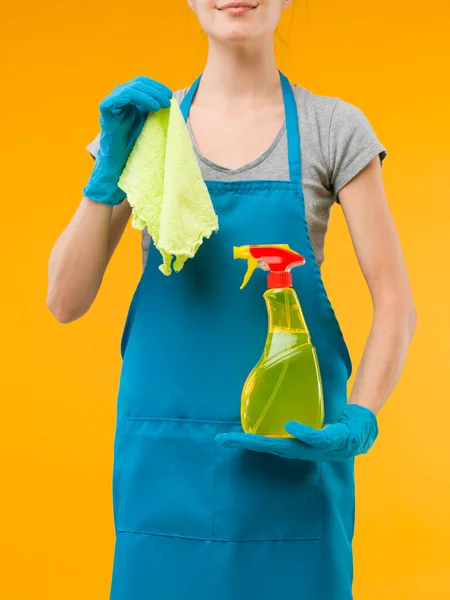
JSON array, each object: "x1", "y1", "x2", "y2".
[{"x1": 118, "y1": 97, "x2": 219, "y2": 275}]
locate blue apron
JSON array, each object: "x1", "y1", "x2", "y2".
[{"x1": 110, "y1": 72, "x2": 355, "y2": 600}]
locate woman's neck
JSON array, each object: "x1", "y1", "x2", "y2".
[{"x1": 196, "y1": 38, "x2": 282, "y2": 108}]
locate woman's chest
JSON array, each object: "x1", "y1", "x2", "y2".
[{"x1": 187, "y1": 103, "x2": 285, "y2": 171}]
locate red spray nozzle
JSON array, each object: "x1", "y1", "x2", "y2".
[{"x1": 234, "y1": 244, "x2": 306, "y2": 289}]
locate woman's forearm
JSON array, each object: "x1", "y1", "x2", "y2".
[
  {"x1": 107, "y1": 199, "x2": 132, "y2": 261},
  {"x1": 337, "y1": 156, "x2": 418, "y2": 416},
  {"x1": 348, "y1": 300, "x2": 417, "y2": 415},
  {"x1": 46, "y1": 196, "x2": 131, "y2": 324}
]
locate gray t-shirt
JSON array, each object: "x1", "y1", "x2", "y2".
[{"x1": 85, "y1": 83, "x2": 387, "y2": 269}]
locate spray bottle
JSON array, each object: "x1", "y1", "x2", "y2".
[{"x1": 235, "y1": 244, "x2": 324, "y2": 437}]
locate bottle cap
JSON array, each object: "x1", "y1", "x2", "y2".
[{"x1": 268, "y1": 271, "x2": 292, "y2": 288}]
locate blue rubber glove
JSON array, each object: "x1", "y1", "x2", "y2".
[
  {"x1": 215, "y1": 404, "x2": 378, "y2": 462},
  {"x1": 82, "y1": 76, "x2": 172, "y2": 206}
]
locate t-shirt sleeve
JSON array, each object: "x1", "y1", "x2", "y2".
[
  {"x1": 85, "y1": 131, "x2": 101, "y2": 160},
  {"x1": 328, "y1": 99, "x2": 387, "y2": 204}
]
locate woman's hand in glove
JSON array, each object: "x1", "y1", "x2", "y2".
[
  {"x1": 82, "y1": 76, "x2": 172, "y2": 206},
  {"x1": 215, "y1": 404, "x2": 379, "y2": 462}
]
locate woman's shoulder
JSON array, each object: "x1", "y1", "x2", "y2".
[
  {"x1": 292, "y1": 83, "x2": 367, "y2": 126},
  {"x1": 173, "y1": 81, "x2": 370, "y2": 131},
  {"x1": 173, "y1": 87, "x2": 190, "y2": 105},
  {"x1": 293, "y1": 84, "x2": 387, "y2": 201},
  {"x1": 292, "y1": 84, "x2": 384, "y2": 156}
]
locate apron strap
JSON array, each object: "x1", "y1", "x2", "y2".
[
  {"x1": 180, "y1": 70, "x2": 302, "y2": 186},
  {"x1": 279, "y1": 71, "x2": 302, "y2": 186},
  {"x1": 180, "y1": 76, "x2": 201, "y2": 121}
]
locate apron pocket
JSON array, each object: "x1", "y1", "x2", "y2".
[
  {"x1": 213, "y1": 422, "x2": 323, "y2": 541},
  {"x1": 117, "y1": 417, "x2": 215, "y2": 540}
]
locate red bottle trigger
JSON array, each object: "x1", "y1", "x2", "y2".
[{"x1": 247, "y1": 245, "x2": 306, "y2": 288}]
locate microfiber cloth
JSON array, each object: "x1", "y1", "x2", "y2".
[{"x1": 118, "y1": 97, "x2": 219, "y2": 275}]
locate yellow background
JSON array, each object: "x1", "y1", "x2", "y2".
[{"x1": 2, "y1": 0, "x2": 449, "y2": 598}]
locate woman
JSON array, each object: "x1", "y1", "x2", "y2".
[{"x1": 47, "y1": 1, "x2": 417, "y2": 598}]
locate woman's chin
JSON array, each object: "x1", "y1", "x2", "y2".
[{"x1": 211, "y1": 25, "x2": 265, "y2": 44}]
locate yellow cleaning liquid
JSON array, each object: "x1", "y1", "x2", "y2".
[{"x1": 241, "y1": 287, "x2": 324, "y2": 437}]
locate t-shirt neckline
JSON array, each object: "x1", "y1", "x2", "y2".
[{"x1": 186, "y1": 113, "x2": 287, "y2": 176}]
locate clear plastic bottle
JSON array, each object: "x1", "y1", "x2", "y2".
[{"x1": 235, "y1": 245, "x2": 324, "y2": 437}]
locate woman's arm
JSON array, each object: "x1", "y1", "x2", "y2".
[
  {"x1": 46, "y1": 197, "x2": 132, "y2": 324},
  {"x1": 338, "y1": 156, "x2": 418, "y2": 415}
]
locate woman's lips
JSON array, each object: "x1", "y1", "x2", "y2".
[{"x1": 219, "y1": 3, "x2": 257, "y2": 15}]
